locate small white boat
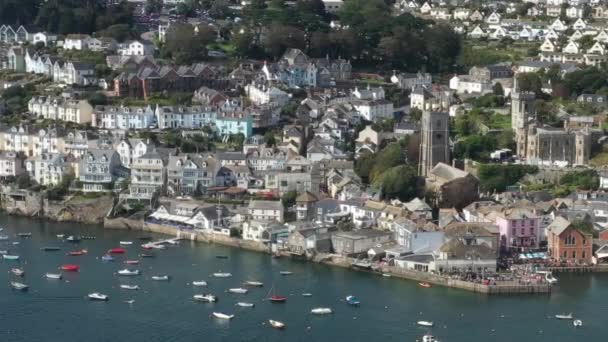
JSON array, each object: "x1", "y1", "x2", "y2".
[
  {"x1": 193, "y1": 294, "x2": 217, "y2": 302},
  {"x1": 537, "y1": 270, "x2": 558, "y2": 284},
  {"x1": 119, "y1": 241, "x2": 133, "y2": 246},
  {"x1": 311, "y1": 307, "x2": 333, "y2": 315},
  {"x1": 0, "y1": 250, "x2": 8, "y2": 255},
  {"x1": 45, "y1": 273, "x2": 62, "y2": 279},
  {"x1": 382, "y1": 273, "x2": 392, "y2": 278},
  {"x1": 212, "y1": 312, "x2": 234, "y2": 320},
  {"x1": 302, "y1": 293, "x2": 313, "y2": 297},
  {"x1": 228, "y1": 288, "x2": 248, "y2": 294},
  {"x1": 212, "y1": 272, "x2": 232, "y2": 278},
  {"x1": 268, "y1": 319, "x2": 285, "y2": 329},
  {"x1": 11, "y1": 268, "x2": 25, "y2": 276},
  {"x1": 244, "y1": 281, "x2": 264, "y2": 287},
  {"x1": 151, "y1": 275, "x2": 169, "y2": 281},
  {"x1": 279, "y1": 271, "x2": 293, "y2": 276},
  {"x1": 56, "y1": 234, "x2": 64, "y2": 239},
  {"x1": 422, "y1": 334, "x2": 439, "y2": 342},
  {"x1": 10, "y1": 281, "x2": 29, "y2": 291},
  {"x1": 192, "y1": 281, "x2": 208, "y2": 287},
  {"x1": 11, "y1": 242, "x2": 19, "y2": 245},
  {"x1": 3, "y1": 254, "x2": 19, "y2": 260},
  {"x1": 88, "y1": 292, "x2": 108, "y2": 301},
  {"x1": 120, "y1": 284, "x2": 140, "y2": 290},
  {"x1": 555, "y1": 313, "x2": 573, "y2": 320},
  {"x1": 125, "y1": 299, "x2": 135, "y2": 304},
  {"x1": 0, "y1": 235, "x2": 8, "y2": 240},
  {"x1": 236, "y1": 302, "x2": 255, "y2": 308},
  {"x1": 573, "y1": 319, "x2": 583, "y2": 327},
  {"x1": 417, "y1": 321, "x2": 434, "y2": 327},
  {"x1": 117, "y1": 269, "x2": 140, "y2": 276}
]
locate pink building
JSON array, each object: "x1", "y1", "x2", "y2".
[{"x1": 495, "y1": 209, "x2": 540, "y2": 250}]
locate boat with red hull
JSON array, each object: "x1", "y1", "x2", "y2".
[
  {"x1": 61, "y1": 264, "x2": 79, "y2": 272},
  {"x1": 108, "y1": 248, "x2": 126, "y2": 254}
]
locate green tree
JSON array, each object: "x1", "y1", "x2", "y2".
[
  {"x1": 264, "y1": 131, "x2": 277, "y2": 146},
  {"x1": 145, "y1": 0, "x2": 163, "y2": 14},
  {"x1": 493, "y1": 82, "x2": 504, "y2": 96},
  {"x1": 162, "y1": 24, "x2": 215, "y2": 64},
  {"x1": 281, "y1": 190, "x2": 297, "y2": 209},
  {"x1": 409, "y1": 108, "x2": 422, "y2": 122},
  {"x1": 373, "y1": 165, "x2": 421, "y2": 201}
]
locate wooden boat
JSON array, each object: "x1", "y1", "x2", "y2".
[
  {"x1": 17, "y1": 232, "x2": 32, "y2": 237},
  {"x1": 212, "y1": 272, "x2": 232, "y2": 278},
  {"x1": 228, "y1": 288, "x2": 248, "y2": 294},
  {"x1": 117, "y1": 269, "x2": 140, "y2": 276},
  {"x1": 124, "y1": 260, "x2": 140, "y2": 265},
  {"x1": 346, "y1": 295, "x2": 360, "y2": 306},
  {"x1": 120, "y1": 284, "x2": 140, "y2": 290},
  {"x1": 419, "y1": 282, "x2": 432, "y2": 288},
  {"x1": 311, "y1": 307, "x2": 333, "y2": 315},
  {"x1": 417, "y1": 321, "x2": 434, "y2": 327},
  {"x1": 193, "y1": 294, "x2": 217, "y2": 302},
  {"x1": 41, "y1": 247, "x2": 61, "y2": 251},
  {"x1": 10, "y1": 281, "x2": 29, "y2": 291},
  {"x1": 556, "y1": 313, "x2": 573, "y2": 320},
  {"x1": 45, "y1": 273, "x2": 62, "y2": 279},
  {"x1": 88, "y1": 292, "x2": 108, "y2": 301},
  {"x1": 236, "y1": 302, "x2": 254, "y2": 308},
  {"x1": 108, "y1": 247, "x2": 126, "y2": 254},
  {"x1": 139, "y1": 253, "x2": 155, "y2": 258},
  {"x1": 573, "y1": 319, "x2": 583, "y2": 327},
  {"x1": 10, "y1": 268, "x2": 25, "y2": 277},
  {"x1": 60, "y1": 264, "x2": 79, "y2": 272},
  {"x1": 3, "y1": 254, "x2": 19, "y2": 260},
  {"x1": 244, "y1": 281, "x2": 263, "y2": 287},
  {"x1": 192, "y1": 281, "x2": 208, "y2": 287},
  {"x1": 268, "y1": 319, "x2": 285, "y2": 329},
  {"x1": 119, "y1": 241, "x2": 133, "y2": 246},
  {"x1": 212, "y1": 312, "x2": 234, "y2": 320},
  {"x1": 151, "y1": 275, "x2": 169, "y2": 281},
  {"x1": 101, "y1": 254, "x2": 114, "y2": 262},
  {"x1": 68, "y1": 249, "x2": 87, "y2": 256}
]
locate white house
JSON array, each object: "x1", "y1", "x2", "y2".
[
  {"x1": 63, "y1": 34, "x2": 91, "y2": 50},
  {"x1": 449, "y1": 75, "x2": 492, "y2": 95},
  {"x1": 0, "y1": 151, "x2": 25, "y2": 177},
  {"x1": 540, "y1": 39, "x2": 558, "y2": 52},
  {"x1": 31, "y1": 32, "x2": 57, "y2": 46},
  {"x1": 485, "y1": 12, "x2": 502, "y2": 25},
  {"x1": 420, "y1": 2, "x2": 432, "y2": 14},
  {"x1": 550, "y1": 18, "x2": 568, "y2": 31},
  {"x1": 566, "y1": 6, "x2": 585, "y2": 18},
  {"x1": 245, "y1": 82, "x2": 290, "y2": 106},
  {"x1": 248, "y1": 200, "x2": 284, "y2": 223},
  {"x1": 26, "y1": 153, "x2": 71, "y2": 186},
  {"x1": 587, "y1": 42, "x2": 606, "y2": 55},
  {"x1": 563, "y1": 41, "x2": 581, "y2": 54},
  {"x1": 573, "y1": 18, "x2": 588, "y2": 30},
  {"x1": 115, "y1": 139, "x2": 153, "y2": 168},
  {"x1": 119, "y1": 40, "x2": 155, "y2": 56},
  {"x1": 28, "y1": 96, "x2": 94, "y2": 124},
  {"x1": 468, "y1": 26, "x2": 487, "y2": 39},
  {"x1": 93, "y1": 105, "x2": 157, "y2": 130}
]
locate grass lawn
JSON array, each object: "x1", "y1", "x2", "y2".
[
  {"x1": 590, "y1": 151, "x2": 608, "y2": 167},
  {"x1": 486, "y1": 113, "x2": 511, "y2": 130}
]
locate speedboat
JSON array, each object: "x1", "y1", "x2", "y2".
[
  {"x1": 17, "y1": 232, "x2": 32, "y2": 237},
  {"x1": 573, "y1": 319, "x2": 583, "y2": 327},
  {"x1": 61, "y1": 264, "x2": 79, "y2": 272},
  {"x1": 10, "y1": 281, "x2": 29, "y2": 291},
  {"x1": 212, "y1": 312, "x2": 234, "y2": 320},
  {"x1": 212, "y1": 272, "x2": 232, "y2": 278},
  {"x1": 151, "y1": 275, "x2": 169, "y2": 281},
  {"x1": 194, "y1": 294, "x2": 217, "y2": 302},
  {"x1": 417, "y1": 321, "x2": 434, "y2": 327},
  {"x1": 346, "y1": 295, "x2": 360, "y2": 306},
  {"x1": 11, "y1": 268, "x2": 25, "y2": 277},
  {"x1": 228, "y1": 288, "x2": 248, "y2": 294},
  {"x1": 120, "y1": 241, "x2": 133, "y2": 246},
  {"x1": 124, "y1": 260, "x2": 140, "y2": 265},
  {"x1": 268, "y1": 319, "x2": 285, "y2": 329},
  {"x1": 45, "y1": 273, "x2": 62, "y2": 279},
  {"x1": 422, "y1": 334, "x2": 439, "y2": 342},
  {"x1": 419, "y1": 282, "x2": 432, "y2": 288},
  {"x1": 41, "y1": 246, "x2": 61, "y2": 251},
  {"x1": 3, "y1": 254, "x2": 19, "y2": 260},
  {"x1": 139, "y1": 253, "x2": 155, "y2": 258},
  {"x1": 108, "y1": 248, "x2": 126, "y2": 254},
  {"x1": 556, "y1": 313, "x2": 573, "y2": 320},
  {"x1": 269, "y1": 295, "x2": 287, "y2": 303},
  {"x1": 236, "y1": 302, "x2": 254, "y2": 308},
  {"x1": 68, "y1": 249, "x2": 87, "y2": 256},
  {"x1": 244, "y1": 281, "x2": 263, "y2": 287},
  {"x1": 279, "y1": 271, "x2": 293, "y2": 276},
  {"x1": 88, "y1": 292, "x2": 108, "y2": 301},
  {"x1": 120, "y1": 284, "x2": 140, "y2": 290},
  {"x1": 311, "y1": 307, "x2": 333, "y2": 315},
  {"x1": 101, "y1": 254, "x2": 114, "y2": 262},
  {"x1": 117, "y1": 269, "x2": 140, "y2": 276},
  {"x1": 192, "y1": 281, "x2": 208, "y2": 287}
]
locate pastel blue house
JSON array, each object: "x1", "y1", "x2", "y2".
[{"x1": 215, "y1": 115, "x2": 253, "y2": 138}]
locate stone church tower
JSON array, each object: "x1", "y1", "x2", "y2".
[
  {"x1": 511, "y1": 77, "x2": 536, "y2": 158},
  {"x1": 419, "y1": 110, "x2": 450, "y2": 177}
]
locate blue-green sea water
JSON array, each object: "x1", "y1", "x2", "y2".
[{"x1": 0, "y1": 215, "x2": 606, "y2": 341}]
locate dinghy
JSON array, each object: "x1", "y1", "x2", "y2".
[
  {"x1": 212, "y1": 312, "x2": 234, "y2": 320},
  {"x1": 193, "y1": 294, "x2": 217, "y2": 302},
  {"x1": 311, "y1": 307, "x2": 333, "y2": 315}
]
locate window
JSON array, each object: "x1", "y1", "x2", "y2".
[
  {"x1": 563, "y1": 251, "x2": 567, "y2": 258},
  {"x1": 572, "y1": 251, "x2": 576, "y2": 259},
  {"x1": 511, "y1": 228, "x2": 515, "y2": 235},
  {"x1": 565, "y1": 235, "x2": 576, "y2": 246},
  {"x1": 582, "y1": 251, "x2": 586, "y2": 259}
]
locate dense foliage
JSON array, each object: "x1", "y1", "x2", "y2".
[{"x1": 477, "y1": 164, "x2": 538, "y2": 193}]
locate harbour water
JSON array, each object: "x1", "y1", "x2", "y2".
[{"x1": 0, "y1": 216, "x2": 606, "y2": 342}]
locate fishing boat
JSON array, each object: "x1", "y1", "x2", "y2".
[
  {"x1": 212, "y1": 312, "x2": 234, "y2": 320},
  {"x1": 60, "y1": 264, "x2": 79, "y2": 272},
  {"x1": 422, "y1": 334, "x2": 439, "y2": 342},
  {"x1": 151, "y1": 275, "x2": 169, "y2": 281},
  {"x1": 311, "y1": 307, "x2": 333, "y2": 315},
  {"x1": 45, "y1": 273, "x2": 62, "y2": 279},
  {"x1": 302, "y1": 293, "x2": 313, "y2": 297},
  {"x1": 41, "y1": 247, "x2": 61, "y2": 251},
  {"x1": 212, "y1": 272, "x2": 232, "y2": 278},
  {"x1": 67, "y1": 249, "x2": 87, "y2": 256},
  {"x1": 56, "y1": 234, "x2": 64, "y2": 239},
  {"x1": 419, "y1": 282, "x2": 432, "y2": 288},
  {"x1": 236, "y1": 302, "x2": 254, "y2": 308},
  {"x1": 417, "y1": 321, "x2": 434, "y2": 327},
  {"x1": 66, "y1": 236, "x2": 80, "y2": 243},
  {"x1": 88, "y1": 292, "x2": 108, "y2": 301},
  {"x1": 279, "y1": 271, "x2": 293, "y2": 276},
  {"x1": 119, "y1": 241, "x2": 133, "y2": 246},
  {"x1": 10, "y1": 281, "x2": 29, "y2": 291},
  {"x1": 346, "y1": 295, "x2": 361, "y2": 306},
  {"x1": 3, "y1": 255, "x2": 19, "y2": 260},
  {"x1": 573, "y1": 319, "x2": 583, "y2": 327},
  {"x1": 124, "y1": 260, "x2": 140, "y2": 265},
  {"x1": 244, "y1": 281, "x2": 263, "y2": 287},
  {"x1": 101, "y1": 254, "x2": 114, "y2": 262},
  {"x1": 228, "y1": 288, "x2": 248, "y2": 294},
  {"x1": 108, "y1": 247, "x2": 126, "y2": 254},
  {"x1": 0, "y1": 235, "x2": 9, "y2": 240},
  {"x1": 120, "y1": 284, "x2": 140, "y2": 290},
  {"x1": 17, "y1": 232, "x2": 32, "y2": 237},
  {"x1": 556, "y1": 313, "x2": 573, "y2": 320},
  {"x1": 216, "y1": 255, "x2": 229, "y2": 259},
  {"x1": 192, "y1": 281, "x2": 208, "y2": 287},
  {"x1": 10, "y1": 268, "x2": 24, "y2": 276},
  {"x1": 268, "y1": 320, "x2": 285, "y2": 329},
  {"x1": 118, "y1": 269, "x2": 140, "y2": 276},
  {"x1": 139, "y1": 253, "x2": 155, "y2": 258},
  {"x1": 193, "y1": 294, "x2": 217, "y2": 302}
]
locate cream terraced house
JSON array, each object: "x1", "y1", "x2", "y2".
[
  {"x1": 28, "y1": 96, "x2": 93, "y2": 124},
  {"x1": 128, "y1": 150, "x2": 166, "y2": 200}
]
